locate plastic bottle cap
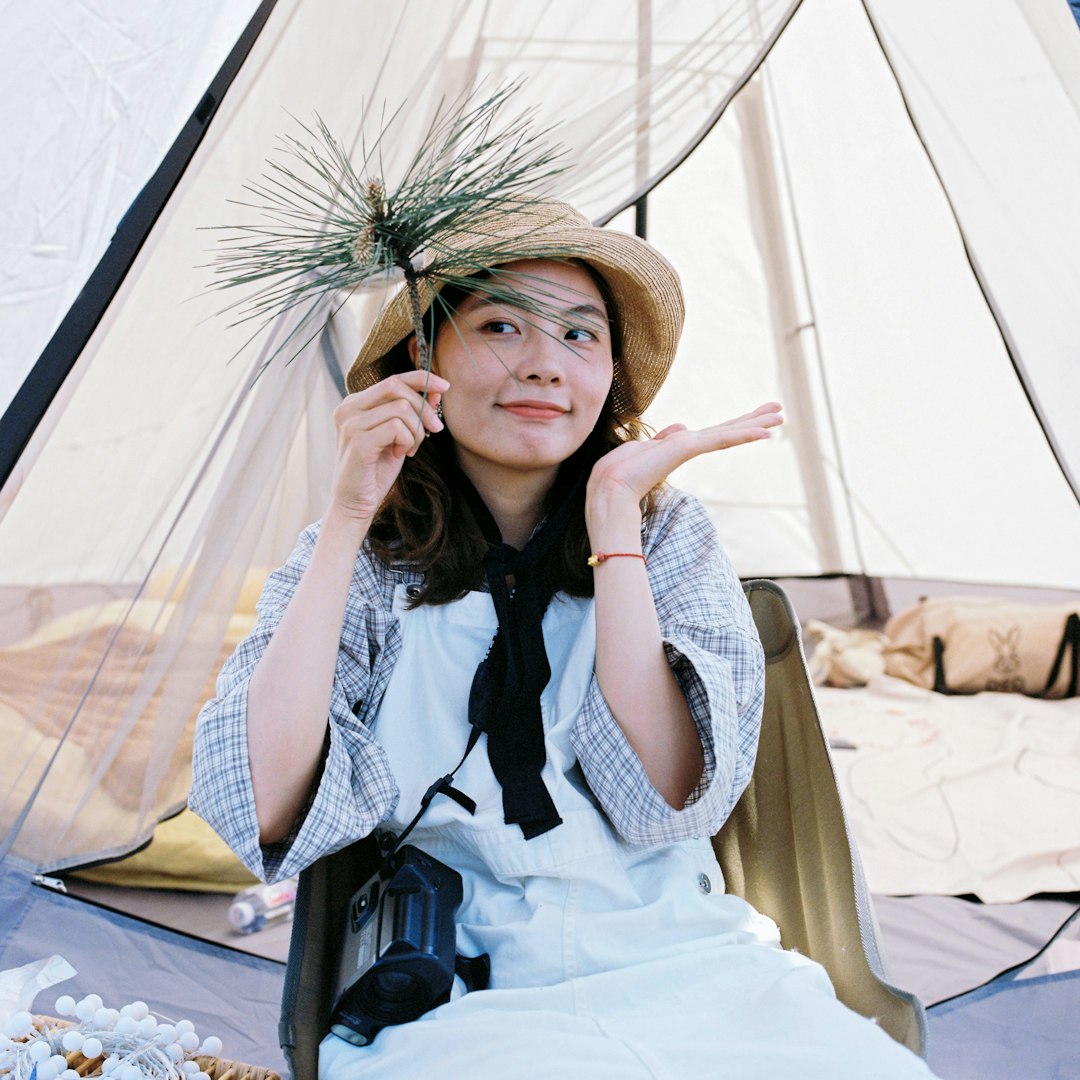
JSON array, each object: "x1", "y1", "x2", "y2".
[{"x1": 228, "y1": 901, "x2": 255, "y2": 928}]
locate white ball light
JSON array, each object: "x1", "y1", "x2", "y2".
[
  {"x1": 177, "y1": 1032, "x2": 199, "y2": 1053},
  {"x1": 93, "y1": 1008, "x2": 113, "y2": 1028},
  {"x1": 49, "y1": 1054, "x2": 70, "y2": 1071},
  {"x1": 166, "y1": 1043, "x2": 184, "y2": 1062},
  {"x1": 85, "y1": 995, "x2": 103, "y2": 1010},
  {"x1": 74, "y1": 1000, "x2": 96, "y2": 1022},
  {"x1": 60, "y1": 1070, "x2": 81, "y2": 1080},
  {"x1": 54, "y1": 996, "x2": 77, "y2": 1017},
  {"x1": 36, "y1": 1062, "x2": 60, "y2": 1080},
  {"x1": 129, "y1": 1001, "x2": 149, "y2": 1021},
  {"x1": 102, "y1": 1056, "x2": 120, "y2": 1074},
  {"x1": 181, "y1": 1061, "x2": 200, "y2": 1074},
  {"x1": 121, "y1": 1065, "x2": 143, "y2": 1080},
  {"x1": 62, "y1": 1030, "x2": 84, "y2": 1053},
  {"x1": 156, "y1": 1024, "x2": 176, "y2": 1044},
  {"x1": 174, "y1": 1020, "x2": 195, "y2": 1036},
  {"x1": 82, "y1": 1037, "x2": 104, "y2": 1060},
  {"x1": 199, "y1": 1037, "x2": 223, "y2": 1057},
  {"x1": 4, "y1": 1011, "x2": 33, "y2": 1038},
  {"x1": 29, "y1": 1040, "x2": 53, "y2": 1063},
  {"x1": 137, "y1": 1016, "x2": 158, "y2": 1039},
  {"x1": 115, "y1": 1017, "x2": 138, "y2": 1036},
  {"x1": 194, "y1": 1072, "x2": 212, "y2": 1080}
]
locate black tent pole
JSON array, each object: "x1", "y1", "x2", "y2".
[{"x1": 0, "y1": 0, "x2": 280, "y2": 492}]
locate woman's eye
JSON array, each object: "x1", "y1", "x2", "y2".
[
  {"x1": 565, "y1": 327, "x2": 597, "y2": 343},
  {"x1": 483, "y1": 320, "x2": 517, "y2": 334}
]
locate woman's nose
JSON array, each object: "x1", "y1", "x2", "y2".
[{"x1": 518, "y1": 331, "x2": 567, "y2": 383}]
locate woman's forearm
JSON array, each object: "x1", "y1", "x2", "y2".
[
  {"x1": 587, "y1": 496, "x2": 704, "y2": 809},
  {"x1": 246, "y1": 507, "x2": 370, "y2": 842}
]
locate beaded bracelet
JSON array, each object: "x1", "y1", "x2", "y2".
[{"x1": 586, "y1": 552, "x2": 647, "y2": 567}]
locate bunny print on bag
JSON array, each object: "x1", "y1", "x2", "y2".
[{"x1": 987, "y1": 625, "x2": 1025, "y2": 693}]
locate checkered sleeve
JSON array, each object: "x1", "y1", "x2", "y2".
[
  {"x1": 571, "y1": 487, "x2": 764, "y2": 845},
  {"x1": 189, "y1": 525, "x2": 399, "y2": 883}
]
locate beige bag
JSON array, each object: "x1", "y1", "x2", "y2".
[{"x1": 884, "y1": 596, "x2": 1080, "y2": 697}]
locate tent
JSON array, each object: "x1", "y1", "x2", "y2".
[{"x1": 2, "y1": 1, "x2": 1079, "y2": 1075}]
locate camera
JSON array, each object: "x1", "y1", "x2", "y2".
[{"x1": 330, "y1": 844, "x2": 489, "y2": 1046}]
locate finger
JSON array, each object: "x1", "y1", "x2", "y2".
[
  {"x1": 751, "y1": 403, "x2": 784, "y2": 425},
  {"x1": 339, "y1": 401, "x2": 431, "y2": 451},
  {"x1": 653, "y1": 423, "x2": 688, "y2": 440},
  {"x1": 346, "y1": 371, "x2": 449, "y2": 412},
  {"x1": 660, "y1": 422, "x2": 775, "y2": 465},
  {"x1": 396, "y1": 369, "x2": 451, "y2": 394},
  {"x1": 729, "y1": 401, "x2": 783, "y2": 426},
  {"x1": 341, "y1": 380, "x2": 445, "y2": 436}
]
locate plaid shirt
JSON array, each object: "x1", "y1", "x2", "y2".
[{"x1": 189, "y1": 486, "x2": 764, "y2": 882}]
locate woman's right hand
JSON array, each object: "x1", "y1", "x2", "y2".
[{"x1": 329, "y1": 370, "x2": 448, "y2": 523}]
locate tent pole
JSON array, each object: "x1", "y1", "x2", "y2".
[
  {"x1": 848, "y1": 573, "x2": 890, "y2": 627},
  {"x1": 735, "y1": 79, "x2": 846, "y2": 576},
  {"x1": 634, "y1": 0, "x2": 652, "y2": 239}
]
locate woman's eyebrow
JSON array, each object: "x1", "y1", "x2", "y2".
[{"x1": 565, "y1": 303, "x2": 608, "y2": 323}]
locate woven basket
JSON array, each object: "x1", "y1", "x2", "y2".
[{"x1": 27, "y1": 1017, "x2": 281, "y2": 1080}]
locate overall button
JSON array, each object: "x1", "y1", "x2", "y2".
[
  {"x1": 697, "y1": 873, "x2": 712, "y2": 894},
  {"x1": 405, "y1": 583, "x2": 424, "y2": 600}
]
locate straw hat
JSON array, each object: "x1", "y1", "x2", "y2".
[{"x1": 346, "y1": 201, "x2": 685, "y2": 417}]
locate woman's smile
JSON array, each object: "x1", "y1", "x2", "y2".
[{"x1": 498, "y1": 399, "x2": 570, "y2": 421}]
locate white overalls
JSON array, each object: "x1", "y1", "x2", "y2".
[{"x1": 319, "y1": 588, "x2": 937, "y2": 1079}]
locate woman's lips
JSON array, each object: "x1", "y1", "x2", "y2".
[{"x1": 499, "y1": 402, "x2": 567, "y2": 420}]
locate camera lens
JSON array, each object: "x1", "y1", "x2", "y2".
[
  {"x1": 356, "y1": 967, "x2": 431, "y2": 1023},
  {"x1": 373, "y1": 970, "x2": 417, "y2": 1003}
]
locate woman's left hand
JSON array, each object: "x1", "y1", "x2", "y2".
[{"x1": 587, "y1": 401, "x2": 784, "y2": 512}]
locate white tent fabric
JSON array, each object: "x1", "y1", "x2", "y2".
[
  {"x1": 1, "y1": 0, "x2": 1078, "y2": 872},
  {"x1": 648, "y1": 0, "x2": 1080, "y2": 584},
  {"x1": 0, "y1": 0, "x2": 262, "y2": 413}
]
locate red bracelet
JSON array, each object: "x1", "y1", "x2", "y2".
[{"x1": 587, "y1": 552, "x2": 647, "y2": 567}]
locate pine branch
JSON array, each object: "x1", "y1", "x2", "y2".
[{"x1": 204, "y1": 80, "x2": 575, "y2": 370}]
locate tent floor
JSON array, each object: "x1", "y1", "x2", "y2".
[
  {"x1": 62, "y1": 876, "x2": 1080, "y2": 1000},
  {"x1": 57, "y1": 876, "x2": 1080, "y2": 1077},
  {"x1": 65, "y1": 876, "x2": 294, "y2": 964}
]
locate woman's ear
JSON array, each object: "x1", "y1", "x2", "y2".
[{"x1": 406, "y1": 334, "x2": 420, "y2": 369}]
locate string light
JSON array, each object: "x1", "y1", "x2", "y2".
[{"x1": 1, "y1": 996, "x2": 224, "y2": 1080}]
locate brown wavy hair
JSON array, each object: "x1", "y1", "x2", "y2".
[{"x1": 367, "y1": 263, "x2": 655, "y2": 605}]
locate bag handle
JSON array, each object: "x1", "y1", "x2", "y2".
[{"x1": 1041, "y1": 612, "x2": 1080, "y2": 698}]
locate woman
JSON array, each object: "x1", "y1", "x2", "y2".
[{"x1": 191, "y1": 203, "x2": 936, "y2": 1078}]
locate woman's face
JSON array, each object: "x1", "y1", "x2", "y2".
[{"x1": 420, "y1": 258, "x2": 615, "y2": 489}]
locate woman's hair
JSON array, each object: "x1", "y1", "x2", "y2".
[{"x1": 367, "y1": 261, "x2": 655, "y2": 605}]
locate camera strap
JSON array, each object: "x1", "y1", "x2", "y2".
[{"x1": 383, "y1": 725, "x2": 483, "y2": 862}]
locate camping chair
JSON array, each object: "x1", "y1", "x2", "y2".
[{"x1": 279, "y1": 580, "x2": 926, "y2": 1080}]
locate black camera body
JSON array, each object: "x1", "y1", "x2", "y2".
[{"x1": 330, "y1": 844, "x2": 486, "y2": 1046}]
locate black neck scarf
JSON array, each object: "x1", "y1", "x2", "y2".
[{"x1": 447, "y1": 438, "x2": 597, "y2": 840}]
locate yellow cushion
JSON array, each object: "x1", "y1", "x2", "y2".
[{"x1": 72, "y1": 808, "x2": 258, "y2": 893}]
